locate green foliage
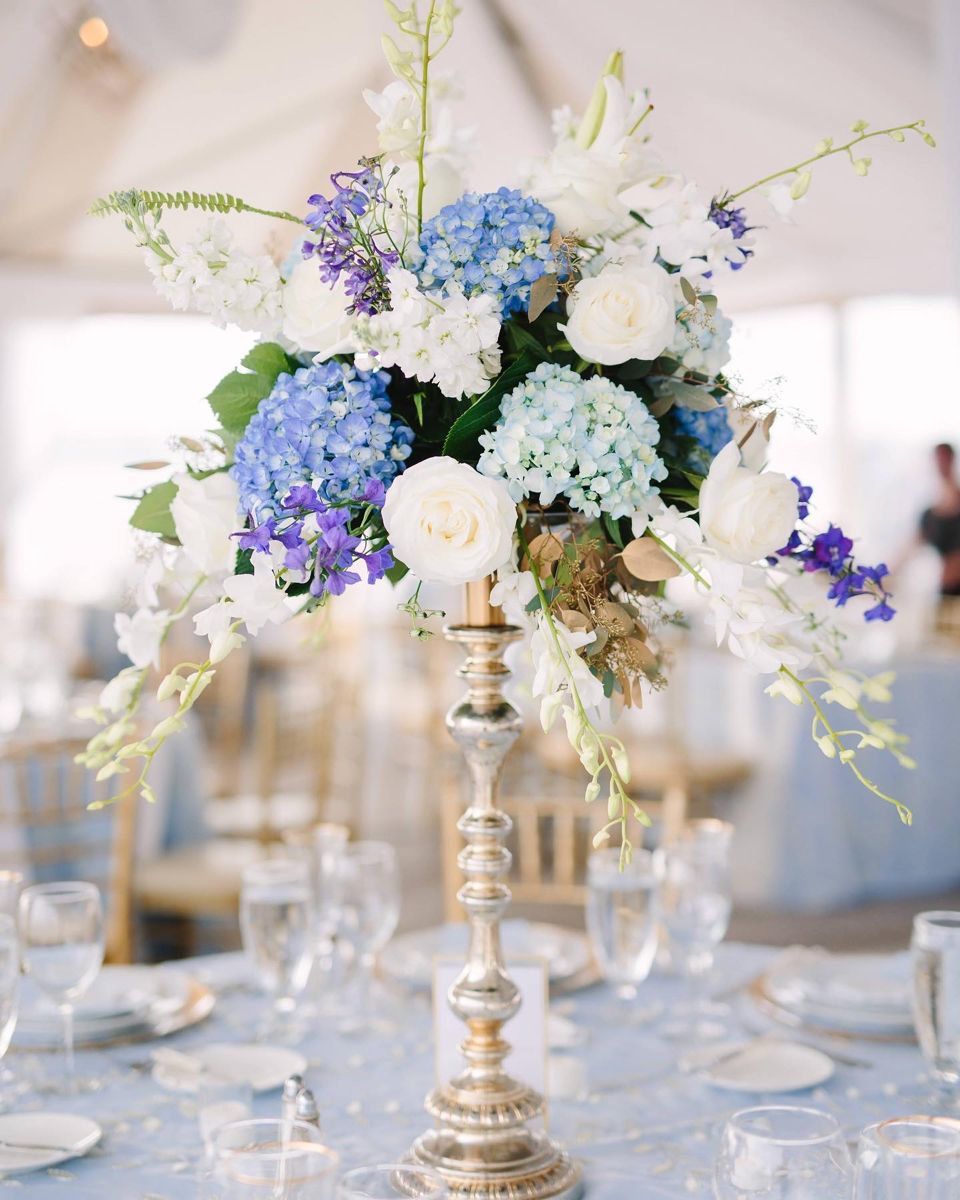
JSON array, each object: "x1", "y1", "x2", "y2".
[
  {"x1": 442, "y1": 351, "x2": 540, "y2": 462},
  {"x1": 129, "y1": 481, "x2": 178, "y2": 540},
  {"x1": 89, "y1": 189, "x2": 301, "y2": 225},
  {"x1": 206, "y1": 342, "x2": 298, "y2": 435}
]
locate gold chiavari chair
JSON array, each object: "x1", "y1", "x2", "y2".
[{"x1": 0, "y1": 735, "x2": 135, "y2": 962}]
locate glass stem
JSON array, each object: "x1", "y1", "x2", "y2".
[{"x1": 60, "y1": 1003, "x2": 76, "y2": 1092}]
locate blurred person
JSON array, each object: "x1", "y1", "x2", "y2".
[{"x1": 919, "y1": 442, "x2": 960, "y2": 597}]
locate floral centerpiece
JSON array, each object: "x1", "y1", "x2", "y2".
[{"x1": 81, "y1": 1, "x2": 931, "y2": 857}]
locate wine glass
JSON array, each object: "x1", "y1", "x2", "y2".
[
  {"x1": 656, "y1": 819, "x2": 733, "y2": 1040},
  {"x1": 18, "y1": 881, "x2": 104, "y2": 1093},
  {"x1": 0, "y1": 915, "x2": 19, "y2": 1109},
  {"x1": 239, "y1": 860, "x2": 314, "y2": 1038},
  {"x1": 329, "y1": 842, "x2": 400, "y2": 1023},
  {"x1": 715, "y1": 1106, "x2": 853, "y2": 1198},
  {"x1": 855, "y1": 1116, "x2": 960, "y2": 1197},
  {"x1": 339, "y1": 1164, "x2": 448, "y2": 1199},
  {"x1": 912, "y1": 912, "x2": 960, "y2": 1109},
  {"x1": 586, "y1": 848, "x2": 660, "y2": 1008},
  {"x1": 211, "y1": 1118, "x2": 338, "y2": 1198},
  {"x1": 0, "y1": 871, "x2": 23, "y2": 918}
]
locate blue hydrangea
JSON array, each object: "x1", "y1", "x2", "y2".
[
  {"x1": 231, "y1": 360, "x2": 413, "y2": 516},
  {"x1": 415, "y1": 187, "x2": 556, "y2": 317},
  {"x1": 662, "y1": 405, "x2": 734, "y2": 474},
  {"x1": 477, "y1": 363, "x2": 667, "y2": 520}
]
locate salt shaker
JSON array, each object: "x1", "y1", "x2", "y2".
[
  {"x1": 295, "y1": 1086, "x2": 321, "y2": 1130},
  {"x1": 281, "y1": 1074, "x2": 304, "y2": 1124}
]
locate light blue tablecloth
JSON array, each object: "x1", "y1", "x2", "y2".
[{"x1": 7, "y1": 943, "x2": 933, "y2": 1198}]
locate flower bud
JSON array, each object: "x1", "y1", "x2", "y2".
[
  {"x1": 790, "y1": 171, "x2": 812, "y2": 200},
  {"x1": 816, "y1": 735, "x2": 837, "y2": 759},
  {"x1": 575, "y1": 50, "x2": 624, "y2": 149}
]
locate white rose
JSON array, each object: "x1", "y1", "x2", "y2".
[
  {"x1": 281, "y1": 260, "x2": 354, "y2": 357},
  {"x1": 170, "y1": 472, "x2": 241, "y2": 577},
  {"x1": 381, "y1": 458, "x2": 516, "y2": 586},
  {"x1": 561, "y1": 262, "x2": 676, "y2": 365},
  {"x1": 698, "y1": 442, "x2": 798, "y2": 563}
]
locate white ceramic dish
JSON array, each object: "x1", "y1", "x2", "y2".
[
  {"x1": 0, "y1": 1113, "x2": 101, "y2": 1176},
  {"x1": 682, "y1": 1038, "x2": 835, "y2": 1093},
  {"x1": 762, "y1": 950, "x2": 913, "y2": 1035},
  {"x1": 152, "y1": 1043, "x2": 307, "y2": 1094}
]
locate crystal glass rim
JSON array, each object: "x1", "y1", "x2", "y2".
[
  {"x1": 339, "y1": 840, "x2": 398, "y2": 868},
  {"x1": 19, "y1": 880, "x2": 100, "y2": 905},
  {"x1": 587, "y1": 846, "x2": 657, "y2": 879},
  {"x1": 338, "y1": 1162, "x2": 448, "y2": 1197},
  {"x1": 212, "y1": 1118, "x2": 334, "y2": 1165},
  {"x1": 241, "y1": 858, "x2": 310, "y2": 886},
  {"x1": 728, "y1": 1105, "x2": 843, "y2": 1146},
  {"x1": 914, "y1": 910, "x2": 960, "y2": 931},
  {"x1": 864, "y1": 1115, "x2": 960, "y2": 1158}
]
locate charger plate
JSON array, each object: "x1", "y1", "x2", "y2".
[{"x1": 747, "y1": 975, "x2": 915, "y2": 1045}]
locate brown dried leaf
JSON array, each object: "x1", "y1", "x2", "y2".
[
  {"x1": 648, "y1": 396, "x2": 675, "y2": 418},
  {"x1": 525, "y1": 531, "x2": 564, "y2": 571},
  {"x1": 527, "y1": 272, "x2": 559, "y2": 322},
  {"x1": 559, "y1": 609, "x2": 593, "y2": 636},
  {"x1": 621, "y1": 538, "x2": 682, "y2": 582},
  {"x1": 680, "y1": 276, "x2": 698, "y2": 307},
  {"x1": 624, "y1": 636, "x2": 657, "y2": 671},
  {"x1": 179, "y1": 436, "x2": 205, "y2": 453},
  {"x1": 595, "y1": 599, "x2": 634, "y2": 636},
  {"x1": 126, "y1": 460, "x2": 170, "y2": 470}
]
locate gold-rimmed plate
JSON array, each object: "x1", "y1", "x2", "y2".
[{"x1": 747, "y1": 975, "x2": 915, "y2": 1045}]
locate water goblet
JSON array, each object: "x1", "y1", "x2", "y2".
[
  {"x1": 714, "y1": 1105, "x2": 853, "y2": 1198},
  {"x1": 240, "y1": 860, "x2": 314, "y2": 1039},
  {"x1": 210, "y1": 1118, "x2": 337, "y2": 1199},
  {"x1": 339, "y1": 1163, "x2": 448, "y2": 1199},
  {"x1": 586, "y1": 847, "x2": 660, "y2": 1013},
  {"x1": 0, "y1": 871, "x2": 23, "y2": 918},
  {"x1": 0, "y1": 915, "x2": 19, "y2": 1109},
  {"x1": 18, "y1": 881, "x2": 104, "y2": 1093},
  {"x1": 656, "y1": 819, "x2": 733, "y2": 1040},
  {"x1": 855, "y1": 1116, "x2": 960, "y2": 1198},
  {"x1": 329, "y1": 841, "x2": 400, "y2": 1023},
  {"x1": 912, "y1": 911, "x2": 960, "y2": 1110}
]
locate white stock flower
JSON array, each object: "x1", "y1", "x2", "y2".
[
  {"x1": 115, "y1": 607, "x2": 169, "y2": 669},
  {"x1": 193, "y1": 601, "x2": 246, "y2": 663},
  {"x1": 561, "y1": 261, "x2": 676, "y2": 365},
  {"x1": 281, "y1": 259, "x2": 354, "y2": 356},
  {"x1": 222, "y1": 555, "x2": 291, "y2": 636},
  {"x1": 698, "y1": 443, "x2": 798, "y2": 564},
  {"x1": 171, "y1": 472, "x2": 241, "y2": 577},
  {"x1": 381, "y1": 457, "x2": 516, "y2": 586},
  {"x1": 147, "y1": 219, "x2": 282, "y2": 335}
]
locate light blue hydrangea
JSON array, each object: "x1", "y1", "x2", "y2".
[
  {"x1": 415, "y1": 187, "x2": 555, "y2": 317},
  {"x1": 477, "y1": 363, "x2": 667, "y2": 520},
  {"x1": 662, "y1": 404, "x2": 733, "y2": 474},
  {"x1": 231, "y1": 360, "x2": 413, "y2": 516}
]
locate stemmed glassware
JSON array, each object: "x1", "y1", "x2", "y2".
[
  {"x1": 328, "y1": 841, "x2": 400, "y2": 1026},
  {"x1": 912, "y1": 911, "x2": 960, "y2": 1110},
  {"x1": 714, "y1": 1105, "x2": 853, "y2": 1198},
  {"x1": 0, "y1": 871, "x2": 23, "y2": 918},
  {"x1": 656, "y1": 819, "x2": 733, "y2": 1040},
  {"x1": 210, "y1": 1117, "x2": 338, "y2": 1198},
  {"x1": 239, "y1": 860, "x2": 314, "y2": 1039},
  {"x1": 586, "y1": 847, "x2": 660, "y2": 1010},
  {"x1": 0, "y1": 915, "x2": 19, "y2": 1108},
  {"x1": 18, "y1": 881, "x2": 104, "y2": 1093},
  {"x1": 855, "y1": 1116, "x2": 960, "y2": 1198}
]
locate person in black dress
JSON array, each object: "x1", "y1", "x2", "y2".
[{"x1": 919, "y1": 443, "x2": 960, "y2": 597}]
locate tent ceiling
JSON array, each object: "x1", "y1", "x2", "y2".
[{"x1": 0, "y1": 0, "x2": 953, "y2": 315}]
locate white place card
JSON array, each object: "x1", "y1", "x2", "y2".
[{"x1": 433, "y1": 955, "x2": 549, "y2": 1113}]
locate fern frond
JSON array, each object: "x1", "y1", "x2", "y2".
[{"x1": 88, "y1": 188, "x2": 301, "y2": 226}]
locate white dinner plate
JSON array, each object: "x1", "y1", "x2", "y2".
[
  {"x1": 0, "y1": 1113, "x2": 101, "y2": 1176},
  {"x1": 380, "y1": 921, "x2": 592, "y2": 990},
  {"x1": 682, "y1": 1039, "x2": 835, "y2": 1093},
  {"x1": 15, "y1": 966, "x2": 198, "y2": 1046},
  {"x1": 152, "y1": 1043, "x2": 307, "y2": 1094}
]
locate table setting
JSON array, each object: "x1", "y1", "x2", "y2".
[{"x1": 0, "y1": 821, "x2": 959, "y2": 1198}]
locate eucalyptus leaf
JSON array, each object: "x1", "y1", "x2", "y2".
[
  {"x1": 680, "y1": 276, "x2": 698, "y2": 307},
  {"x1": 126, "y1": 460, "x2": 170, "y2": 470},
  {"x1": 620, "y1": 537, "x2": 682, "y2": 581},
  {"x1": 659, "y1": 380, "x2": 719, "y2": 412},
  {"x1": 527, "y1": 273, "x2": 558, "y2": 322}
]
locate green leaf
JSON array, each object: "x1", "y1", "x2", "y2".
[
  {"x1": 442, "y1": 351, "x2": 539, "y2": 462},
  {"x1": 207, "y1": 342, "x2": 298, "y2": 435},
  {"x1": 129, "y1": 481, "x2": 178, "y2": 540},
  {"x1": 603, "y1": 513, "x2": 625, "y2": 548},
  {"x1": 503, "y1": 322, "x2": 550, "y2": 362},
  {"x1": 386, "y1": 560, "x2": 409, "y2": 585}
]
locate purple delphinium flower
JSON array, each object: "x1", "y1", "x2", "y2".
[
  {"x1": 282, "y1": 484, "x2": 325, "y2": 513},
  {"x1": 302, "y1": 161, "x2": 398, "y2": 315},
  {"x1": 792, "y1": 477, "x2": 813, "y2": 520},
  {"x1": 801, "y1": 525, "x2": 855, "y2": 574},
  {"x1": 708, "y1": 201, "x2": 754, "y2": 271},
  {"x1": 232, "y1": 516, "x2": 275, "y2": 553}
]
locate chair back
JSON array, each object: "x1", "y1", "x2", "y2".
[{"x1": 0, "y1": 734, "x2": 135, "y2": 962}]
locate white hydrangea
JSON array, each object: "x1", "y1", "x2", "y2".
[
  {"x1": 146, "y1": 218, "x2": 282, "y2": 335},
  {"x1": 669, "y1": 307, "x2": 733, "y2": 375},
  {"x1": 477, "y1": 362, "x2": 667, "y2": 520},
  {"x1": 353, "y1": 268, "x2": 501, "y2": 400}
]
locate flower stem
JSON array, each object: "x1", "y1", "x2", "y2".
[{"x1": 415, "y1": 0, "x2": 439, "y2": 236}]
